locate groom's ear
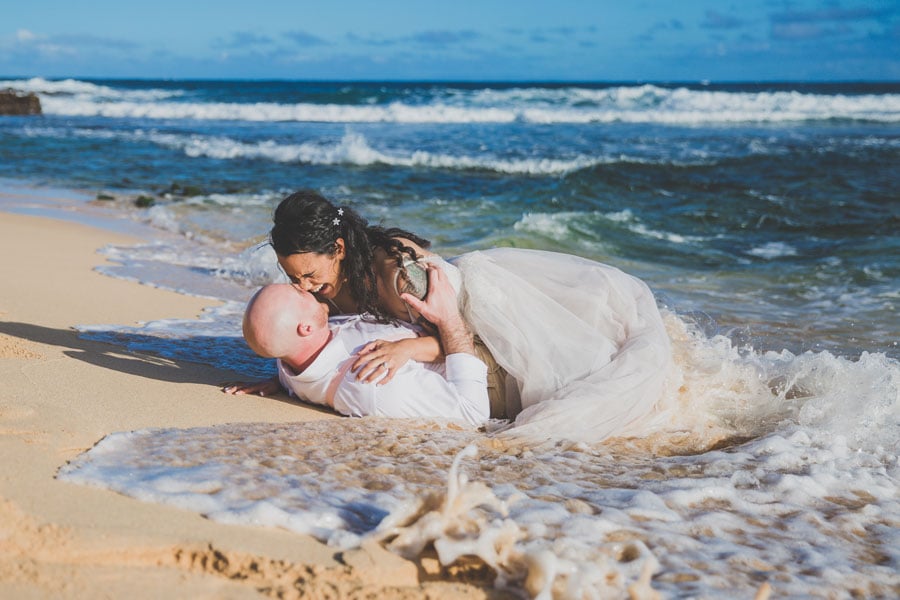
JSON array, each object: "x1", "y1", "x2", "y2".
[{"x1": 297, "y1": 322, "x2": 313, "y2": 337}]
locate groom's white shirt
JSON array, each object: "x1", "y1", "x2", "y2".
[{"x1": 276, "y1": 315, "x2": 489, "y2": 426}]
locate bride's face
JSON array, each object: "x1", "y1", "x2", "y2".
[{"x1": 278, "y1": 239, "x2": 346, "y2": 300}]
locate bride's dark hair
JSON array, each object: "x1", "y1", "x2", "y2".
[{"x1": 270, "y1": 190, "x2": 431, "y2": 322}]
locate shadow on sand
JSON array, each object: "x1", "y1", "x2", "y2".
[{"x1": 0, "y1": 320, "x2": 328, "y2": 416}]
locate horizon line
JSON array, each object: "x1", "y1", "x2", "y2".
[{"x1": 3, "y1": 75, "x2": 900, "y2": 86}]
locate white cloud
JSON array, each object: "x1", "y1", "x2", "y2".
[{"x1": 16, "y1": 29, "x2": 39, "y2": 42}]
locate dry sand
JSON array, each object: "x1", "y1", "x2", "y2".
[{"x1": 0, "y1": 200, "x2": 503, "y2": 599}]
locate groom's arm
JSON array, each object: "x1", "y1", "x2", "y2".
[
  {"x1": 405, "y1": 264, "x2": 489, "y2": 425},
  {"x1": 401, "y1": 264, "x2": 475, "y2": 356}
]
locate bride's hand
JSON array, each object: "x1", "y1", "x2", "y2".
[
  {"x1": 221, "y1": 376, "x2": 281, "y2": 396},
  {"x1": 353, "y1": 339, "x2": 416, "y2": 385}
]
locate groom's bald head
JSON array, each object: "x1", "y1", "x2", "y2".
[{"x1": 243, "y1": 284, "x2": 327, "y2": 359}]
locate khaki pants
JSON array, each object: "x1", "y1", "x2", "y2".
[{"x1": 472, "y1": 337, "x2": 519, "y2": 420}]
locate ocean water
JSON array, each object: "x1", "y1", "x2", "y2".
[{"x1": 2, "y1": 77, "x2": 898, "y2": 597}]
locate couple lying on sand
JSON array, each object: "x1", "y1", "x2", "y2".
[{"x1": 224, "y1": 190, "x2": 672, "y2": 442}]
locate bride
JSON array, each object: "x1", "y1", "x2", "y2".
[{"x1": 226, "y1": 190, "x2": 672, "y2": 443}]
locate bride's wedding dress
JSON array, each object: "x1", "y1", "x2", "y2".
[{"x1": 440, "y1": 248, "x2": 672, "y2": 442}]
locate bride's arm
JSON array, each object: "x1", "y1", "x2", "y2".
[{"x1": 352, "y1": 335, "x2": 443, "y2": 384}]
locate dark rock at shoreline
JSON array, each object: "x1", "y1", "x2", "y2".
[
  {"x1": 0, "y1": 89, "x2": 42, "y2": 115},
  {"x1": 164, "y1": 182, "x2": 203, "y2": 198}
]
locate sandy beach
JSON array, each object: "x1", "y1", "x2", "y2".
[{"x1": 0, "y1": 200, "x2": 501, "y2": 599}]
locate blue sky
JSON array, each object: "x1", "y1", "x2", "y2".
[{"x1": 2, "y1": 0, "x2": 898, "y2": 81}]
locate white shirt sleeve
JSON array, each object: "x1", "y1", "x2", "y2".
[
  {"x1": 332, "y1": 352, "x2": 490, "y2": 426},
  {"x1": 442, "y1": 353, "x2": 491, "y2": 425}
]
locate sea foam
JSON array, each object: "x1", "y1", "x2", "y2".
[{"x1": 62, "y1": 315, "x2": 900, "y2": 598}]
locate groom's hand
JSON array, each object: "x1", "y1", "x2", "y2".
[
  {"x1": 401, "y1": 265, "x2": 474, "y2": 355},
  {"x1": 401, "y1": 264, "x2": 457, "y2": 326}
]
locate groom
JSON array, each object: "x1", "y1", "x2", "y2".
[{"x1": 233, "y1": 264, "x2": 491, "y2": 426}]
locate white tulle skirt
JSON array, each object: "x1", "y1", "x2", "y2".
[{"x1": 444, "y1": 248, "x2": 673, "y2": 443}]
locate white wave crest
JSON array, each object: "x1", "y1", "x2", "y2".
[
  {"x1": 0, "y1": 76, "x2": 182, "y2": 102},
  {"x1": 143, "y1": 130, "x2": 604, "y2": 175},
  {"x1": 15, "y1": 79, "x2": 899, "y2": 124},
  {"x1": 37, "y1": 97, "x2": 516, "y2": 123},
  {"x1": 747, "y1": 242, "x2": 798, "y2": 259},
  {"x1": 515, "y1": 210, "x2": 707, "y2": 245}
]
